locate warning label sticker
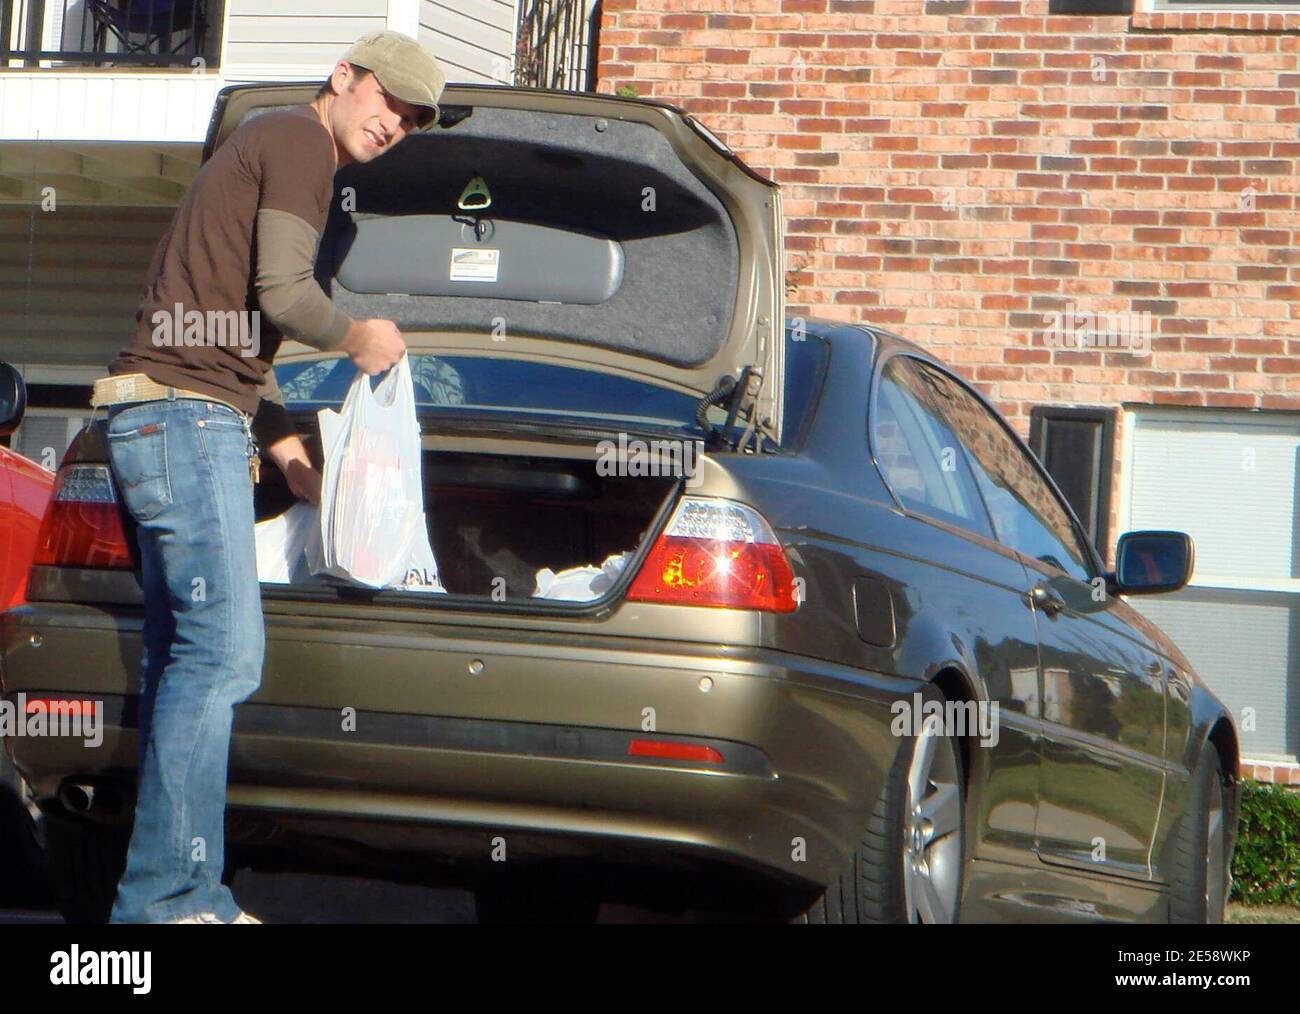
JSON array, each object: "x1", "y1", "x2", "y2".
[{"x1": 450, "y1": 248, "x2": 500, "y2": 283}]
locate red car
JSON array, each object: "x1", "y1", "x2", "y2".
[
  {"x1": 0, "y1": 363, "x2": 54, "y2": 609},
  {"x1": 0, "y1": 361, "x2": 56, "y2": 909}
]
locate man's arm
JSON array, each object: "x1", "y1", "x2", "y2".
[
  {"x1": 254, "y1": 209, "x2": 353, "y2": 350},
  {"x1": 254, "y1": 208, "x2": 407, "y2": 373},
  {"x1": 245, "y1": 113, "x2": 405, "y2": 503},
  {"x1": 250, "y1": 111, "x2": 406, "y2": 374},
  {"x1": 252, "y1": 366, "x2": 322, "y2": 505},
  {"x1": 252, "y1": 364, "x2": 296, "y2": 447},
  {"x1": 250, "y1": 212, "x2": 406, "y2": 503}
]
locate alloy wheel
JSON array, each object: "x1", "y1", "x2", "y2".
[
  {"x1": 902, "y1": 723, "x2": 963, "y2": 924},
  {"x1": 1204, "y1": 774, "x2": 1226, "y2": 923}
]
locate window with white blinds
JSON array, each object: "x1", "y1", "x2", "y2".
[
  {"x1": 1128, "y1": 412, "x2": 1300, "y2": 591},
  {"x1": 12, "y1": 410, "x2": 86, "y2": 472},
  {"x1": 1123, "y1": 408, "x2": 1300, "y2": 761}
]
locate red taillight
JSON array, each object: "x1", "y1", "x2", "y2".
[
  {"x1": 32, "y1": 465, "x2": 133, "y2": 570},
  {"x1": 627, "y1": 497, "x2": 798, "y2": 613},
  {"x1": 24, "y1": 697, "x2": 99, "y2": 718},
  {"x1": 627, "y1": 739, "x2": 724, "y2": 764}
]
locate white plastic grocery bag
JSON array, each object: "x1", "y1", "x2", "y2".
[
  {"x1": 532, "y1": 552, "x2": 630, "y2": 601},
  {"x1": 306, "y1": 355, "x2": 443, "y2": 590},
  {"x1": 258, "y1": 501, "x2": 444, "y2": 592},
  {"x1": 255, "y1": 501, "x2": 322, "y2": 585},
  {"x1": 399, "y1": 522, "x2": 444, "y2": 594}
]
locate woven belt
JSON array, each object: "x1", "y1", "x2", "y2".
[
  {"x1": 91, "y1": 373, "x2": 245, "y2": 417},
  {"x1": 93, "y1": 373, "x2": 261, "y2": 483}
]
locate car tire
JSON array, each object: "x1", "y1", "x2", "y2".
[
  {"x1": 41, "y1": 809, "x2": 130, "y2": 925},
  {"x1": 793, "y1": 686, "x2": 966, "y2": 924},
  {"x1": 1169, "y1": 740, "x2": 1228, "y2": 924}
]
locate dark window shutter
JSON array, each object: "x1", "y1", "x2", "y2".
[
  {"x1": 1048, "y1": 0, "x2": 1133, "y2": 13},
  {"x1": 25, "y1": 384, "x2": 94, "y2": 410},
  {"x1": 1028, "y1": 406, "x2": 1116, "y2": 554}
]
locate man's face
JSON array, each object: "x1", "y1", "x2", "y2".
[{"x1": 327, "y1": 63, "x2": 429, "y2": 165}]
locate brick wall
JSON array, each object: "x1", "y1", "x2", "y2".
[
  {"x1": 596, "y1": 1, "x2": 1300, "y2": 780},
  {"x1": 595, "y1": 0, "x2": 1300, "y2": 435}
]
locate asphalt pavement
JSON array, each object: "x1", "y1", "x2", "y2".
[{"x1": 0, "y1": 869, "x2": 691, "y2": 923}]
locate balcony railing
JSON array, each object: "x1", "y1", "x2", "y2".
[
  {"x1": 1, "y1": 0, "x2": 221, "y2": 68},
  {"x1": 514, "y1": 0, "x2": 601, "y2": 92}
]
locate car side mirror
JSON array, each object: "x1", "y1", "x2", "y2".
[
  {"x1": 1108, "y1": 531, "x2": 1194, "y2": 596},
  {"x1": 0, "y1": 362, "x2": 26, "y2": 437}
]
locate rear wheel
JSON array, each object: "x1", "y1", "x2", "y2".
[
  {"x1": 1169, "y1": 740, "x2": 1228, "y2": 924},
  {"x1": 794, "y1": 688, "x2": 966, "y2": 924}
]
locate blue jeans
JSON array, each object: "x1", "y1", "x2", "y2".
[{"x1": 104, "y1": 396, "x2": 263, "y2": 923}]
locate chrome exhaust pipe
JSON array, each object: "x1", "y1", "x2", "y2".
[
  {"x1": 58, "y1": 781, "x2": 95, "y2": 814},
  {"x1": 57, "y1": 780, "x2": 123, "y2": 819}
]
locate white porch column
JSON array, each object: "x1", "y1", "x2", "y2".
[{"x1": 386, "y1": 0, "x2": 422, "y2": 37}]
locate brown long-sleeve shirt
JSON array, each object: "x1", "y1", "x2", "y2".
[{"x1": 109, "y1": 104, "x2": 352, "y2": 445}]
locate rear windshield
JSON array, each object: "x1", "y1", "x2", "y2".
[
  {"x1": 274, "y1": 355, "x2": 703, "y2": 434},
  {"x1": 274, "y1": 341, "x2": 828, "y2": 446}
]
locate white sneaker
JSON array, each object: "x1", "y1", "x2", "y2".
[{"x1": 168, "y1": 910, "x2": 261, "y2": 924}]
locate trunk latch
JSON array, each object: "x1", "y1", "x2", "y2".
[{"x1": 457, "y1": 174, "x2": 492, "y2": 212}]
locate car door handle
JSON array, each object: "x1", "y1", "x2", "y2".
[{"x1": 1029, "y1": 584, "x2": 1066, "y2": 617}]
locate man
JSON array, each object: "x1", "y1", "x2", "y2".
[{"x1": 93, "y1": 31, "x2": 446, "y2": 924}]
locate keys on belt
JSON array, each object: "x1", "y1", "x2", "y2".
[{"x1": 246, "y1": 423, "x2": 261, "y2": 485}]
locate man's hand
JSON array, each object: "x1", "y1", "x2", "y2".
[
  {"x1": 265, "y1": 433, "x2": 322, "y2": 505},
  {"x1": 340, "y1": 318, "x2": 406, "y2": 375},
  {"x1": 283, "y1": 460, "x2": 323, "y2": 506}
]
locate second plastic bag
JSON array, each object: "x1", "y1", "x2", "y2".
[
  {"x1": 255, "y1": 501, "x2": 322, "y2": 585},
  {"x1": 307, "y1": 355, "x2": 442, "y2": 590},
  {"x1": 532, "y1": 552, "x2": 630, "y2": 601}
]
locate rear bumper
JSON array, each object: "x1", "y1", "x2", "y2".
[{"x1": 1, "y1": 600, "x2": 925, "y2": 895}]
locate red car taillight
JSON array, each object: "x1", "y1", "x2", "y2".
[
  {"x1": 627, "y1": 497, "x2": 798, "y2": 613},
  {"x1": 32, "y1": 464, "x2": 133, "y2": 570},
  {"x1": 627, "y1": 739, "x2": 724, "y2": 764}
]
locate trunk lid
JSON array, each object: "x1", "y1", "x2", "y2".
[{"x1": 205, "y1": 83, "x2": 786, "y2": 442}]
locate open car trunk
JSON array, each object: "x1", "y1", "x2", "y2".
[
  {"x1": 17, "y1": 85, "x2": 791, "y2": 616},
  {"x1": 211, "y1": 82, "x2": 784, "y2": 603},
  {"x1": 254, "y1": 433, "x2": 679, "y2": 601},
  {"x1": 208, "y1": 82, "x2": 785, "y2": 443}
]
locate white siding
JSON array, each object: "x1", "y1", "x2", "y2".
[
  {"x1": 221, "y1": 1, "x2": 391, "y2": 82},
  {"x1": 0, "y1": 1, "x2": 527, "y2": 141},
  {"x1": 0, "y1": 75, "x2": 223, "y2": 142},
  {"x1": 0, "y1": 205, "x2": 174, "y2": 368},
  {"x1": 419, "y1": 0, "x2": 516, "y2": 84},
  {"x1": 11, "y1": 410, "x2": 90, "y2": 471}
]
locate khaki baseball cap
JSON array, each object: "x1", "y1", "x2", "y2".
[{"x1": 341, "y1": 30, "x2": 446, "y2": 129}]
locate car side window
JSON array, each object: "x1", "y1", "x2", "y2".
[
  {"x1": 906, "y1": 360, "x2": 1093, "y2": 581},
  {"x1": 872, "y1": 358, "x2": 994, "y2": 540}
]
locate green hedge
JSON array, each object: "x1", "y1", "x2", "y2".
[{"x1": 1231, "y1": 780, "x2": 1300, "y2": 906}]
